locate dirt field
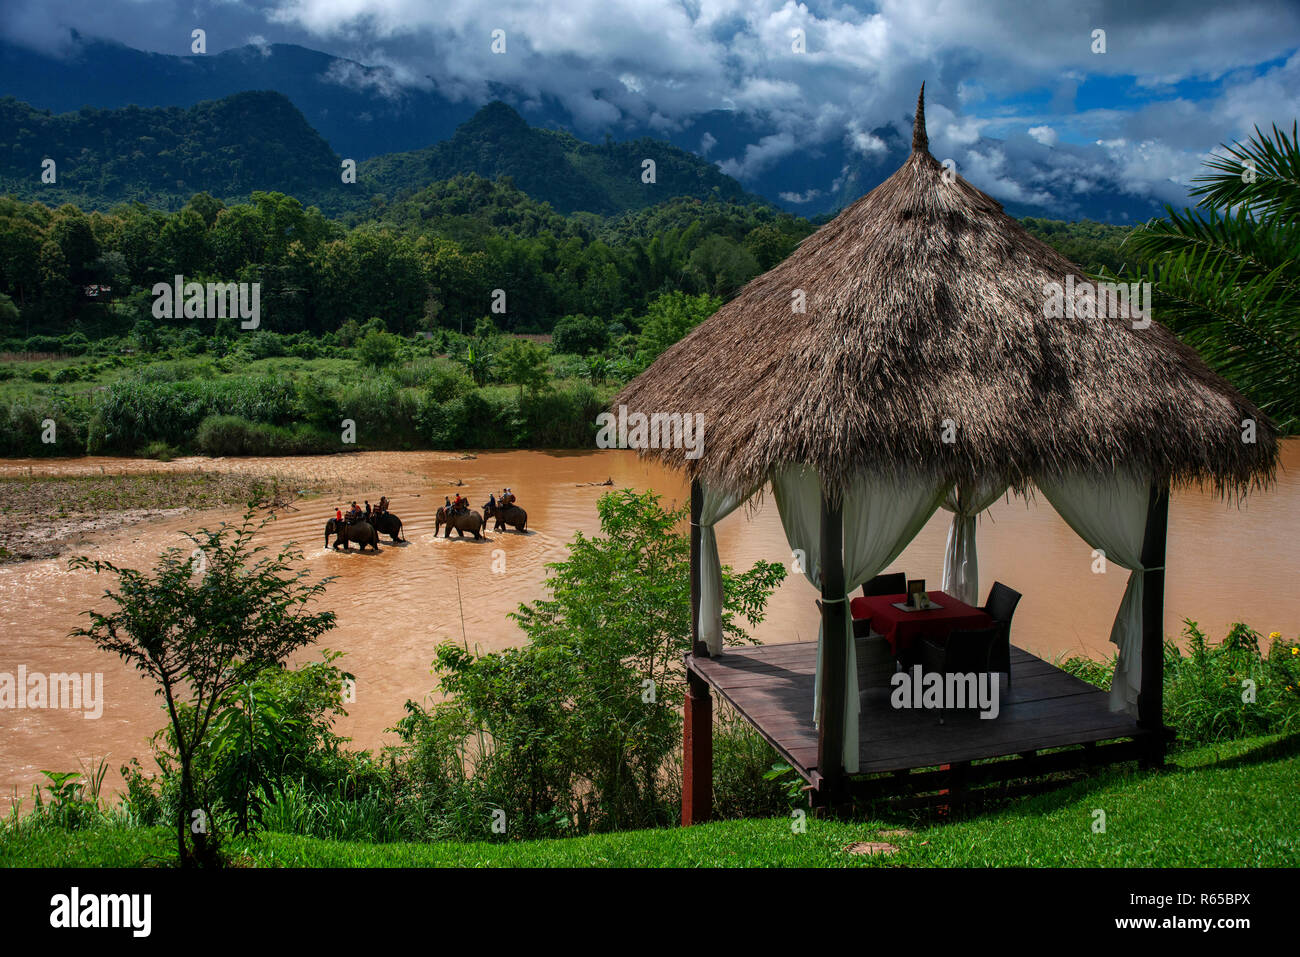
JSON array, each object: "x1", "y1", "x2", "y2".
[{"x1": 0, "y1": 469, "x2": 332, "y2": 565}]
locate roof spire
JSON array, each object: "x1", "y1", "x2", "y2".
[{"x1": 912, "y1": 82, "x2": 928, "y2": 153}]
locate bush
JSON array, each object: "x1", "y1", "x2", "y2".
[
  {"x1": 551, "y1": 315, "x2": 609, "y2": 355},
  {"x1": 93, "y1": 376, "x2": 302, "y2": 454},
  {"x1": 1163, "y1": 621, "x2": 1300, "y2": 744},
  {"x1": 23, "y1": 335, "x2": 63, "y2": 354},
  {"x1": 0, "y1": 399, "x2": 88, "y2": 456},
  {"x1": 195, "y1": 414, "x2": 335, "y2": 456},
  {"x1": 1060, "y1": 620, "x2": 1300, "y2": 746},
  {"x1": 355, "y1": 329, "x2": 403, "y2": 369},
  {"x1": 516, "y1": 382, "x2": 605, "y2": 447}
]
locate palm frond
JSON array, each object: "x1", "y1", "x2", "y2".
[{"x1": 1192, "y1": 122, "x2": 1300, "y2": 223}]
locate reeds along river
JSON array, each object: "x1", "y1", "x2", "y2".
[{"x1": 1, "y1": 442, "x2": 1298, "y2": 807}]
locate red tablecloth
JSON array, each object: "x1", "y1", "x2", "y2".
[{"x1": 849, "y1": 590, "x2": 992, "y2": 655}]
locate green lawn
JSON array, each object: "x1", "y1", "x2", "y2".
[{"x1": 3, "y1": 734, "x2": 1296, "y2": 868}]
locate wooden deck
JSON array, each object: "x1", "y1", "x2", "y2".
[{"x1": 688, "y1": 641, "x2": 1149, "y2": 797}]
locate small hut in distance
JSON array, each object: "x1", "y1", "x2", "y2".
[{"x1": 616, "y1": 85, "x2": 1278, "y2": 817}]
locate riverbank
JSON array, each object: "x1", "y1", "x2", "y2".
[
  {"x1": 0, "y1": 468, "x2": 334, "y2": 565},
  {"x1": 3, "y1": 733, "x2": 1295, "y2": 867}
]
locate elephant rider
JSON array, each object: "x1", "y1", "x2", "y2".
[
  {"x1": 452, "y1": 493, "x2": 468, "y2": 514},
  {"x1": 487, "y1": 492, "x2": 497, "y2": 512},
  {"x1": 500, "y1": 488, "x2": 516, "y2": 508},
  {"x1": 347, "y1": 502, "x2": 363, "y2": 523},
  {"x1": 444, "y1": 496, "x2": 452, "y2": 514},
  {"x1": 378, "y1": 495, "x2": 390, "y2": 515},
  {"x1": 335, "y1": 508, "x2": 343, "y2": 523}
]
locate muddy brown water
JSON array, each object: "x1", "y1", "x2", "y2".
[{"x1": 1, "y1": 443, "x2": 1297, "y2": 808}]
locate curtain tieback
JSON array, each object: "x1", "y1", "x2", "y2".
[{"x1": 819, "y1": 596, "x2": 847, "y2": 604}]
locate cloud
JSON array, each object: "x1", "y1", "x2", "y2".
[
  {"x1": 779, "y1": 188, "x2": 823, "y2": 203},
  {"x1": 1028, "y1": 125, "x2": 1057, "y2": 147},
  {"x1": 2, "y1": 0, "x2": 1297, "y2": 216},
  {"x1": 718, "y1": 130, "x2": 799, "y2": 180}
]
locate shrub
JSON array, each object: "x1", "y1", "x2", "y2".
[
  {"x1": 196, "y1": 414, "x2": 335, "y2": 456},
  {"x1": 516, "y1": 382, "x2": 605, "y2": 447},
  {"x1": 1059, "y1": 620, "x2": 1300, "y2": 746},
  {"x1": 1163, "y1": 620, "x2": 1300, "y2": 744},
  {"x1": 389, "y1": 490, "x2": 786, "y2": 837},
  {"x1": 552, "y1": 314, "x2": 609, "y2": 355}
]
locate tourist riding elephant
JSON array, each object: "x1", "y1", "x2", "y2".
[
  {"x1": 371, "y1": 511, "x2": 405, "y2": 542},
  {"x1": 326, "y1": 518, "x2": 381, "y2": 551},
  {"x1": 483, "y1": 501, "x2": 527, "y2": 532},
  {"x1": 435, "y1": 506, "x2": 485, "y2": 540}
]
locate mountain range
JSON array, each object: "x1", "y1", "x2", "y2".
[
  {"x1": 0, "y1": 33, "x2": 1169, "y2": 222},
  {"x1": 0, "y1": 92, "x2": 760, "y2": 218}
]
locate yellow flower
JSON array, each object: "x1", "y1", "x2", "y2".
[
  {"x1": 1269, "y1": 631, "x2": 1282, "y2": 640},
  {"x1": 1292, "y1": 647, "x2": 1298, "y2": 656}
]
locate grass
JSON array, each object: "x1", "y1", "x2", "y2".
[{"x1": 3, "y1": 733, "x2": 1295, "y2": 868}]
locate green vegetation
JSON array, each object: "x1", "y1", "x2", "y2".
[
  {"x1": 1117, "y1": 122, "x2": 1300, "y2": 432},
  {"x1": 3, "y1": 491, "x2": 1295, "y2": 868},
  {"x1": 68, "y1": 512, "x2": 337, "y2": 866},
  {"x1": 4, "y1": 733, "x2": 1295, "y2": 867},
  {"x1": 1059, "y1": 619, "x2": 1300, "y2": 745},
  {"x1": 0, "y1": 93, "x2": 343, "y2": 213},
  {"x1": 356, "y1": 101, "x2": 757, "y2": 217}
]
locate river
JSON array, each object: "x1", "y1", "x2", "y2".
[{"x1": 1, "y1": 442, "x2": 1297, "y2": 807}]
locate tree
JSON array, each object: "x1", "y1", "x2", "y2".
[
  {"x1": 411, "y1": 489, "x2": 785, "y2": 834},
  {"x1": 69, "y1": 513, "x2": 336, "y2": 867},
  {"x1": 1121, "y1": 122, "x2": 1300, "y2": 433},
  {"x1": 356, "y1": 328, "x2": 401, "y2": 368},
  {"x1": 634, "y1": 291, "x2": 722, "y2": 369},
  {"x1": 496, "y1": 337, "x2": 551, "y2": 397}
]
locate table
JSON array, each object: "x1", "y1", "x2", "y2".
[{"x1": 849, "y1": 590, "x2": 992, "y2": 656}]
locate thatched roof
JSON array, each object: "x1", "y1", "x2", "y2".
[{"x1": 616, "y1": 85, "x2": 1278, "y2": 499}]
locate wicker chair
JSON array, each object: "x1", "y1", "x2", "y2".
[
  {"x1": 981, "y1": 581, "x2": 1022, "y2": 691},
  {"x1": 918, "y1": 624, "x2": 1003, "y2": 722}
]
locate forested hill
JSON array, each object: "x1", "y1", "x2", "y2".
[
  {"x1": 356, "y1": 101, "x2": 758, "y2": 216},
  {"x1": 0, "y1": 92, "x2": 349, "y2": 213},
  {"x1": 0, "y1": 93, "x2": 762, "y2": 220}
]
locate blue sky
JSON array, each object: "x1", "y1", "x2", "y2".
[{"x1": 3, "y1": 0, "x2": 1298, "y2": 216}]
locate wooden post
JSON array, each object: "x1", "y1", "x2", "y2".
[
  {"x1": 816, "y1": 490, "x2": 847, "y2": 802},
  {"x1": 682, "y1": 668, "x2": 713, "y2": 825},
  {"x1": 690, "y1": 479, "x2": 707, "y2": 658},
  {"x1": 1138, "y1": 482, "x2": 1169, "y2": 767},
  {"x1": 682, "y1": 478, "x2": 713, "y2": 825}
]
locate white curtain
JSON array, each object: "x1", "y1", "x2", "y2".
[
  {"x1": 940, "y1": 480, "x2": 1007, "y2": 606},
  {"x1": 1037, "y1": 472, "x2": 1153, "y2": 715},
  {"x1": 773, "y1": 465, "x2": 947, "y2": 773},
  {"x1": 696, "y1": 481, "x2": 754, "y2": 655}
]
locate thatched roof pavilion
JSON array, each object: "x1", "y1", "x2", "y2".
[
  {"x1": 615, "y1": 85, "x2": 1281, "y2": 818},
  {"x1": 618, "y1": 85, "x2": 1277, "y2": 499}
]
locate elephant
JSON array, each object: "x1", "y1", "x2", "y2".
[
  {"x1": 483, "y1": 501, "x2": 527, "y2": 532},
  {"x1": 370, "y1": 511, "x2": 405, "y2": 542},
  {"x1": 326, "y1": 518, "x2": 380, "y2": 551},
  {"x1": 435, "y1": 506, "x2": 485, "y2": 540}
]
